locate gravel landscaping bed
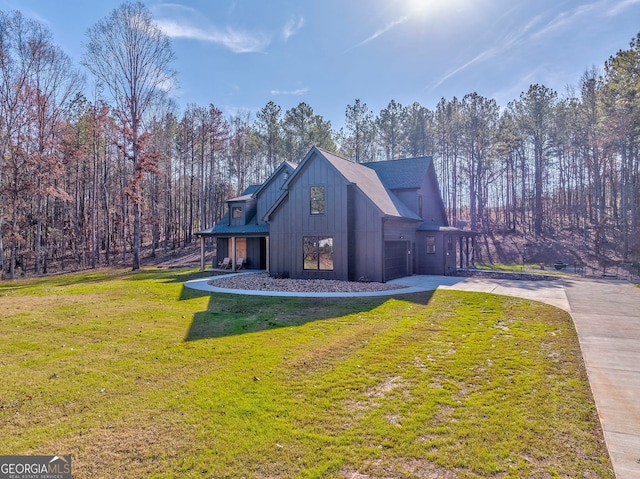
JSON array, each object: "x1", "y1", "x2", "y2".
[{"x1": 208, "y1": 272, "x2": 407, "y2": 293}]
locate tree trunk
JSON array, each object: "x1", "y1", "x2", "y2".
[
  {"x1": 0, "y1": 219, "x2": 4, "y2": 277},
  {"x1": 132, "y1": 201, "x2": 140, "y2": 270},
  {"x1": 534, "y1": 139, "x2": 544, "y2": 236}
]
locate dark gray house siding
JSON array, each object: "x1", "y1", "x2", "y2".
[
  {"x1": 421, "y1": 168, "x2": 448, "y2": 225},
  {"x1": 269, "y1": 153, "x2": 351, "y2": 280},
  {"x1": 255, "y1": 162, "x2": 294, "y2": 226},
  {"x1": 348, "y1": 185, "x2": 384, "y2": 281},
  {"x1": 216, "y1": 238, "x2": 228, "y2": 263},
  {"x1": 267, "y1": 148, "x2": 429, "y2": 283},
  {"x1": 417, "y1": 232, "x2": 443, "y2": 275},
  {"x1": 415, "y1": 230, "x2": 458, "y2": 275},
  {"x1": 268, "y1": 197, "x2": 292, "y2": 277},
  {"x1": 198, "y1": 162, "x2": 294, "y2": 271},
  {"x1": 228, "y1": 199, "x2": 256, "y2": 226},
  {"x1": 198, "y1": 147, "x2": 476, "y2": 279}
]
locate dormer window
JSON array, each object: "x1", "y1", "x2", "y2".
[
  {"x1": 232, "y1": 206, "x2": 242, "y2": 219},
  {"x1": 310, "y1": 186, "x2": 325, "y2": 215}
]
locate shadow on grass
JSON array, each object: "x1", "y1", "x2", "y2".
[
  {"x1": 124, "y1": 267, "x2": 210, "y2": 284},
  {"x1": 0, "y1": 268, "x2": 133, "y2": 291},
  {"x1": 183, "y1": 289, "x2": 436, "y2": 341},
  {"x1": 0, "y1": 266, "x2": 214, "y2": 291}
]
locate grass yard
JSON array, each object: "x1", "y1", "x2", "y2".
[{"x1": 0, "y1": 268, "x2": 613, "y2": 478}]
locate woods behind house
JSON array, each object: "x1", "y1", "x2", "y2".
[{"x1": 1, "y1": 4, "x2": 640, "y2": 277}]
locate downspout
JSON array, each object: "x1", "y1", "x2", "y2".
[
  {"x1": 381, "y1": 217, "x2": 386, "y2": 282},
  {"x1": 443, "y1": 233, "x2": 448, "y2": 276}
]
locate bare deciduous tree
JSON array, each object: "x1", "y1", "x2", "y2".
[{"x1": 83, "y1": 1, "x2": 175, "y2": 270}]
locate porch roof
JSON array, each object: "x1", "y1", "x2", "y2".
[{"x1": 196, "y1": 213, "x2": 269, "y2": 237}]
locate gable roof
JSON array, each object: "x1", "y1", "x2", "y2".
[
  {"x1": 365, "y1": 155, "x2": 450, "y2": 227},
  {"x1": 227, "y1": 184, "x2": 260, "y2": 202},
  {"x1": 362, "y1": 157, "x2": 433, "y2": 190},
  {"x1": 199, "y1": 161, "x2": 297, "y2": 237},
  {"x1": 275, "y1": 147, "x2": 421, "y2": 221},
  {"x1": 252, "y1": 161, "x2": 296, "y2": 198}
]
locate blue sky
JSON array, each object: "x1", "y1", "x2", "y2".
[{"x1": 3, "y1": 0, "x2": 640, "y2": 129}]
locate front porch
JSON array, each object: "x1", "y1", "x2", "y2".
[{"x1": 197, "y1": 233, "x2": 268, "y2": 272}]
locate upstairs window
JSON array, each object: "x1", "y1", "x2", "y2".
[
  {"x1": 232, "y1": 206, "x2": 243, "y2": 219},
  {"x1": 426, "y1": 236, "x2": 436, "y2": 254},
  {"x1": 310, "y1": 186, "x2": 325, "y2": 215}
]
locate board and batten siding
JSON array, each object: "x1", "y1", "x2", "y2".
[
  {"x1": 269, "y1": 154, "x2": 352, "y2": 280},
  {"x1": 416, "y1": 232, "x2": 452, "y2": 275},
  {"x1": 348, "y1": 185, "x2": 385, "y2": 282},
  {"x1": 256, "y1": 169, "x2": 289, "y2": 225},
  {"x1": 421, "y1": 163, "x2": 448, "y2": 225}
]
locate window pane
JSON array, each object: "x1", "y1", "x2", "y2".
[
  {"x1": 318, "y1": 237, "x2": 333, "y2": 270},
  {"x1": 303, "y1": 237, "x2": 318, "y2": 270},
  {"x1": 303, "y1": 236, "x2": 333, "y2": 270},
  {"x1": 426, "y1": 236, "x2": 436, "y2": 254},
  {"x1": 232, "y1": 206, "x2": 242, "y2": 219},
  {"x1": 310, "y1": 186, "x2": 325, "y2": 215}
]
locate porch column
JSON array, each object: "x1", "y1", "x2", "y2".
[
  {"x1": 199, "y1": 236, "x2": 205, "y2": 271},
  {"x1": 265, "y1": 236, "x2": 270, "y2": 273},
  {"x1": 459, "y1": 236, "x2": 464, "y2": 269},
  {"x1": 471, "y1": 236, "x2": 476, "y2": 266},
  {"x1": 231, "y1": 237, "x2": 237, "y2": 271},
  {"x1": 465, "y1": 237, "x2": 470, "y2": 269}
]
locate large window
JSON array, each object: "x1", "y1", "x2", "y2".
[
  {"x1": 310, "y1": 186, "x2": 325, "y2": 215},
  {"x1": 426, "y1": 236, "x2": 436, "y2": 254},
  {"x1": 303, "y1": 236, "x2": 333, "y2": 270}
]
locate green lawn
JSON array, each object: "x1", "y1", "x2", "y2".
[{"x1": 0, "y1": 268, "x2": 613, "y2": 478}]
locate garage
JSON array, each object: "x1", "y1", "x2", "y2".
[{"x1": 384, "y1": 240, "x2": 409, "y2": 281}]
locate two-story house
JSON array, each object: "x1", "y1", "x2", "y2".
[{"x1": 197, "y1": 147, "x2": 476, "y2": 282}]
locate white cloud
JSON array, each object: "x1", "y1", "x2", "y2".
[
  {"x1": 345, "y1": 16, "x2": 409, "y2": 52},
  {"x1": 271, "y1": 87, "x2": 310, "y2": 96},
  {"x1": 156, "y1": 18, "x2": 270, "y2": 53},
  {"x1": 430, "y1": 47, "x2": 499, "y2": 90},
  {"x1": 429, "y1": 17, "x2": 533, "y2": 91},
  {"x1": 530, "y1": 2, "x2": 600, "y2": 41},
  {"x1": 155, "y1": 3, "x2": 198, "y2": 14},
  {"x1": 282, "y1": 16, "x2": 304, "y2": 41},
  {"x1": 607, "y1": 0, "x2": 640, "y2": 16}
]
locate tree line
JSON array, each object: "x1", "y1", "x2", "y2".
[{"x1": 1, "y1": 3, "x2": 639, "y2": 278}]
